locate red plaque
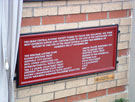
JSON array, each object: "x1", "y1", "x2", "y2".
[{"x1": 17, "y1": 25, "x2": 118, "y2": 87}]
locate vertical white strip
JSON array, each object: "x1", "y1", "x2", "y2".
[
  {"x1": 129, "y1": 1, "x2": 135, "y2": 102},
  {"x1": 8, "y1": 0, "x2": 23, "y2": 102},
  {"x1": 0, "y1": 1, "x2": 8, "y2": 102}
]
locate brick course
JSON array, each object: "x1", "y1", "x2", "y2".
[
  {"x1": 21, "y1": 17, "x2": 40, "y2": 26},
  {"x1": 42, "y1": 15, "x2": 64, "y2": 25},
  {"x1": 66, "y1": 14, "x2": 86, "y2": 23},
  {"x1": 67, "y1": 93, "x2": 87, "y2": 102},
  {"x1": 88, "y1": 89, "x2": 106, "y2": 99},
  {"x1": 109, "y1": 10, "x2": 127, "y2": 18},
  {"x1": 88, "y1": 12, "x2": 107, "y2": 20},
  {"x1": 118, "y1": 49, "x2": 128, "y2": 57},
  {"x1": 108, "y1": 86, "x2": 125, "y2": 94}
]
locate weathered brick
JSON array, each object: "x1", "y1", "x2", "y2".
[
  {"x1": 117, "y1": 78, "x2": 128, "y2": 86},
  {"x1": 98, "y1": 72, "x2": 114, "y2": 76},
  {"x1": 31, "y1": 82, "x2": 51, "y2": 88},
  {"x1": 127, "y1": 56, "x2": 130, "y2": 64},
  {"x1": 103, "y1": 3, "x2": 122, "y2": 11},
  {"x1": 120, "y1": 34, "x2": 130, "y2": 42},
  {"x1": 56, "y1": 23, "x2": 78, "y2": 30},
  {"x1": 22, "y1": 8, "x2": 33, "y2": 17},
  {"x1": 34, "y1": 7, "x2": 57, "y2": 17},
  {"x1": 115, "y1": 72, "x2": 126, "y2": 79},
  {"x1": 88, "y1": 89, "x2": 106, "y2": 99},
  {"x1": 43, "y1": 1, "x2": 66, "y2": 7},
  {"x1": 66, "y1": 14, "x2": 86, "y2": 23},
  {"x1": 67, "y1": 93, "x2": 87, "y2": 102},
  {"x1": 23, "y1": 2, "x2": 42, "y2": 7},
  {"x1": 128, "y1": 10, "x2": 131, "y2": 17},
  {"x1": 43, "y1": 83, "x2": 65, "y2": 93},
  {"x1": 55, "y1": 88, "x2": 76, "y2": 99},
  {"x1": 108, "y1": 86, "x2": 125, "y2": 94},
  {"x1": 81, "y1": 4, "x2": 101, "y2": 13},
  {"x1": 118, "y1": 49, "x2": 128, "y2": 57},
  {"x1": 115, "y1": 93, "x2": 128, "y2": 99},
  {"x1": 55, "y1": 77, "x2": 77, "y2": 84},
  {"x1": 78, "y1": 98, "x2": 96, "y2": 102},
  {"x1": 109, "y1": 10, "x2": 127, "y2": 18},
  {"x1": 42, "y1": 15, "x2": 64, "y2": 25},
  {"x1": 77, "y1": 84, "x2": 96, "y2": 94},
  {"x1": 120, "y1": 18, "x2": 131, "y2": 25},
  {"x1": 97, "y1": 95, "x2": 115, "y2": 102},
  {"x1": 119, "y1": 26, "x2": 129, "y2": 33},
  {"x1": 118, "y1": 56, "x2": 127, "y2": 65},
  {"x1": 67, "y1": 0, "x2": 89, "y2": 5},
  {"x1": 20, "y1": 27, "x2": 31, "y2": 34},
  {"x1": 59, "y1": 6, "x2": 80, "y2": 15},
  {"x1": 31, "y1": 93, "x2": 54, "y2": 102},
  {"x1": 88, "y1": 77, "x2": 94, "y2": 85},
  {"x1": 18, "y1": 87, "x2": 42, "y2": 98},
  {"x1": 48, "y1": 98, "x2": 66, "y2": 102},
  {"x1": 118, "y1": 42, "x2": 128, "y2": 50},
  {"x1": 15, "y1": 97, "x2": 29, "y2": 102},
  {"x1": 129, "y1": 26, "x2": 131, "y2": 33},
  {"x1": 88, "y1": 12, "x2": 107, "y2": 20},
  {"x1": 31, "y1": 25, "x2": 55, "y2": 32},
  {"x1": 66, "y1": 78, "x2": 86, "y2": 88},
  {"x1": 97, "y1": 81, "x2": 116, "y2": 90},
  {"x1": 118, "y1": 64, "x2": 128, "y2": 72},
  {"x1": 100, "y1": 19, "x2": 119, "y2": 26},
  {"x1": 21, "y1": 17, "x2": 40, "y2": 27},
  {"x1": 123, "y1": 2, "x2": 132, "y2": 9},
  {"x1": 79, "y1": 21, "x2": 100, "y2": 28}
]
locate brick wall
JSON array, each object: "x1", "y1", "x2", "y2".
[{"x1": 15, "y1": 0, "x2": 132, "y2": 102}]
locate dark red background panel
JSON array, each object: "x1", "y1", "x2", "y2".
[{"x1": 17, "y1": 25, "x2": 118, "y2": 87}]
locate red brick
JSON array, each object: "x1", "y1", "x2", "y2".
[
  {"x1": 67, "y1": 93, "x2": 86, "y2": 102},
  {"x1": 88, "y1": 89, "x2": 106, "y2": 99},
  {"x1": 66, "y1": 14, "x2": 86, "y2": 23},
  {"x1": 129, "y1": 10, "x2": 131, "y2": 17},
  {"x1": 118, "y1": 49, "x2": 128, "y2": 57},
  {"x1": 42, "y1": 15, "x2": 64, "y2": 25},
  {"x1": 21, "y1": 17, "x2": 40, "y2": 27},
  {"x1": 88, "y1": 12, "x2": 107, "y2": 21},
  {"x1": 108, "y1": 86, "x2": 125, "y2": 94},
  {"x1": 48, "y1": 98, "x2": 66, "y2": 102},
  {"x1": 109, "y1": 10, "x2": 127, "y2": 18}
]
